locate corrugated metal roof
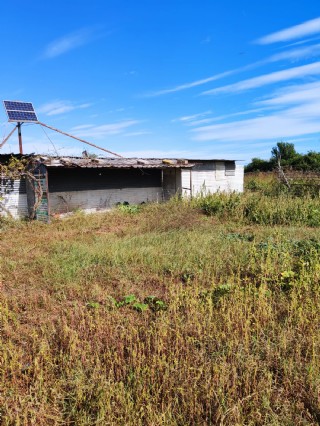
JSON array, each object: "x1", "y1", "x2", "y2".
[
  {"x1": 37, "y1": 156, "x2": 194, "y2": 169},
  {"x1": 0, "y1": 154, "x2": 241, "y2": 169}
]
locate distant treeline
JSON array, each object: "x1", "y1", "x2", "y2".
[{"x1": 245, "y1": 142, "x2": 320, "y2": 173}]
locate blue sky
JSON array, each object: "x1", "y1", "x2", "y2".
[{"x1": 1, "y1": 0, "x2": 320, "y2": 161}]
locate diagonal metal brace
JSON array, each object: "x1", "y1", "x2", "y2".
[
  {"x1": 38, "y1": 121, "x2": 123, "y2": 158},
  {"x1": 0, "y1": 125, "x2": 18, "y2": 149}
]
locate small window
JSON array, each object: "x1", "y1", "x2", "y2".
[
  {"x1": 225, "y1": 161, "x2": 235, "y2": 176},
  {"x1": 0, "y1": 177, "x2": 26, "y2": 194},
  {"x1": 215, "y1": 162, "x2": 225, "y2": 180}
]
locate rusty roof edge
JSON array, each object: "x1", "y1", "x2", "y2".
[
  {"x1": 35, "y1": 156, "x2": 195, "y2": 169},
  {"x1": 0, "y1": 154, "x2": 242, "y2": 168},
  {"x1": 0, "y1": 154, "x2": 241, "y2": 161}
]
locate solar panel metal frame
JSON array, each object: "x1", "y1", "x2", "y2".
[{"x1": 3, "y1": 100, "x2": 38, "y2": 123}]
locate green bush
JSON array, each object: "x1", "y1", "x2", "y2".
[{"x1": 195, "y1": 192, "x2": 320, "y2": 227}]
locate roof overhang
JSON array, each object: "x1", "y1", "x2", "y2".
[{"x1": 37, "y1": 156, "x2": 194, "y2": 169}]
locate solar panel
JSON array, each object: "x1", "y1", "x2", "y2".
[
  {"x1": 7, "y1": 110, "x2": 38, "y2": 121},
  {"x1": 3, "y1": 100, "x2": 38, "y2": 122}
]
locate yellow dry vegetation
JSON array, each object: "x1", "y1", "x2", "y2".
[{"x1": 1, "y1": 183, "x2": 320, "y2": 425}]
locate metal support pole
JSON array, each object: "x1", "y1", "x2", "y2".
[{"x1": 17, "y1": 122, "x2": 23, "y2": 154}]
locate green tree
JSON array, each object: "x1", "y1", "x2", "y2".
[
  {"x1": 245, "y1": 142, "x2": 320, "y2": 173},
  {"x1": 290, "y1": 151, "x2": 320, "y2": 171},
  {"x1": 244, "y1": 158, "x2": 272, "y2": 173},
  {"x1": 271, "y1": 142, "x2": 297, "y2": 162}
]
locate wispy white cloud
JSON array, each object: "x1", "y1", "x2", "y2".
[
  {"x1": 38, "y1": 100, "x2": 92, "y2": 116},
  {"x1": 144, "y1": 70, "x2": 237, "y2": 97},
  {"x1": 172, "y1": 111, "x2": 212, "y2": 123},
  {"x1": 184, "y1": 107, "x2": 273, "y2": 126},
  {"x1": 123, "y1": 131, "x2": 152, "y2": 137},
  {"x1": 143, "y1": 43, "x2": 320, "y2": 97},
  {"x1": 280, "y1": 35, "x2": 320, "y2": 48},
  {"x1": 202, "y1": 61, "x2": 320, "y2": 95},
  {"x1": 70, "y1": 124, "x2": 95, "y2": 131},
  {"x1": 71, "y1": 120, "x2": 140, "y2": 139},
  {"x1": 256, "y1": 17, "x2": 320, "y2": 45},
  {"x1": 256, "y1": 81, "x2": 320, "y2": 107},
  {"x1": 268, "y1": 43, "x2": 320, "y2": 63},
  {"x1": 192, "y1": 111, "x2": 320, "y2": 143},
  {"x1": 43, "y1": 27, "x2": 103, "y2": 58},
  {"x1": 193, "y1": 81, "x2": 320, "y2": 143}
]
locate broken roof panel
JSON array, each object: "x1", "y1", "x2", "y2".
[{"x1": 38, "y1": 156, "x2": 194, "y2": 169}]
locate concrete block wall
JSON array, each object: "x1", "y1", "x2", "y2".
[
  {"x1": 0, "y1": 192, "x2": 28, "y2": 219},
  {"x1": 0, "y1": 179, "x2": 28, "y2": 219},
  {"x1": 226, "y1": 165, "x2": 244, "y2": 192},
  {"x1": 181, "y1": 162, "x2": 244, "y2": 196},
  {"x1": 49, "y1": 187, "x2": 163, "y2": 214}
]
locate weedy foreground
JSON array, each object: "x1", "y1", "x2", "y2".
[{"x1": 1, "y1": 182, "x2": 320, "y2": 425}]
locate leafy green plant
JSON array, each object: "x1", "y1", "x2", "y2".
[
  {"x1": 117, "y1": 203, "x2": 141, "y2": 214},
  {"x1": 144, "y1": 296, "x2": 167, "y2": 312},
  {"x1": 132, "y1": 302, "x2": 148, "y2": 312},
  {"x1": 115, "y1": 294, "x2": 137, "y2": 307},
  {"x1": 124, "y1": 294, "x2": 136, "y2": 304}
]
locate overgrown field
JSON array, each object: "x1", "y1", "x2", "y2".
[{"x1": 1, "y1": 183, "x2": 320, "y2": 425}]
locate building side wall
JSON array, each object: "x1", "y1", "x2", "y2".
[
  {"x1": 49, "y1": 187, "x2": 163, "y2": 214},
  {"x1": 181, "y1": 162, "x2": 244, "y2": 196},
  {"x1": 227, "y1": 164, "x2": 244, "y2": 192},
  {"x1": 0, "y1": 178, "x2": 28, "y2": 219}
]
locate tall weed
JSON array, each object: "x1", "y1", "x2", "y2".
[{"x1": 195, "y1": 192, "x2": 320, "y2": 226}]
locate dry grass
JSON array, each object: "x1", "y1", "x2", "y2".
[{"x1": 1, "y1": 194, "x2": 320, "y2": 425}]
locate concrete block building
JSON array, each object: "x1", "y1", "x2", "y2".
[{"x1": 0, "y1": 155, "x2": 244, "y2": 220}]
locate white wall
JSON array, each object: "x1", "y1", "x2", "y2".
[
  {"x1": 49, "y1": 187, "x2": 163, "y2": 214},
  {"x1": 181, "y1": 162, "x2": 244, "y2": 196},
  {"x1": 227, "y1": 164, "x2": 244, "y2": 192},
  {"x1": 0, "y1": 193, "x2": 28, "y2": 219},
  {"x1": 0, "y1": 179, "x2": 28, "y2": 219}
]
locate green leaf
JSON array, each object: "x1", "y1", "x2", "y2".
[
  {"x1": 86, "y1": 301, "x2": 100, "y2": 309},
  {"x1": 132, "y1": 302, "x2": 148, "y2": 312},
  {"x1": 123, "y1": 294, "x2": 137, "y2": 304}
]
